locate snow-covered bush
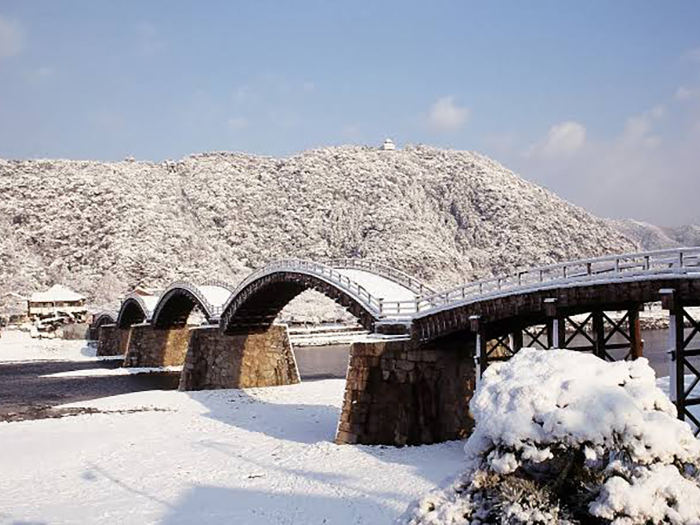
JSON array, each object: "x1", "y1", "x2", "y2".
[{"x1": 403, "y1": 349, "x2": 700, "y2": 524}]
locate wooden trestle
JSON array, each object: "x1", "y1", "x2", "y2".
[
  {"x1": 473, "y1": 294, "x2": 699, "y2": 436},
  {"x1": 661, "y1": 289, "x2": 700, "y2": 435}
]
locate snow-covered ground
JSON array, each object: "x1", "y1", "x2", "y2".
[
  {"x1": 0, "y1": 380, "x2": 464, "y2": 524},
  {"x1": 2, "y1": 333, "x2": 698, "y2": 524},
  {"x1": 0, "y1": 329, "x2": 118, "y2": 363},
  {"x1": 41, "y1": 365, "x2": 183, "y2": 378}
]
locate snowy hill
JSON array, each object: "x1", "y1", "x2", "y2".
[
  {"x1": 608, "y1": 219, "x2": 700, "y2": 251},
  {"x1": 0, "y1": 146, "x2": 637, "y2": 315}
]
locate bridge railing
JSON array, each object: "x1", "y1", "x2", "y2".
[
  {"x1": 325, "y1": 258, "x2": 435, "y2": 296},
  {"x1": 412, "y1": 247, "x2": 700, "y2": 312},
  {"x1": 202, "y1": 280, "x2": 236, "y2": 293}
]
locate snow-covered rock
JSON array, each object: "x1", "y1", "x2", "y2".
[{"x1": 403, "y1": 349, "x2": 700, "y2": 525}]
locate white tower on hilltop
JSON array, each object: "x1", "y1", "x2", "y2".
[{"x1": 381, "y1": 138, "x2": 396, "y2": 151}]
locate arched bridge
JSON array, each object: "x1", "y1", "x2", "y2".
[
  {"x1": 117, "y1": 293, "x2": 160, "y2": 328},
  {"x1": 150, "y1": 281, "x2": 234, "y2": 328},
  {"x1": 106, "y1": 248, "x2": 700, "y2": 444},
  {"x1": 219, "y1": 259, "x2": 430, "y2": 333}
]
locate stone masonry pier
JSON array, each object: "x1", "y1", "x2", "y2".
[
  {"x1": 96, "y1": 324, "x2": 119, "y2": 357},
  {"x1": 179, "y1": 325, "x2": 299, "y2": 391},
  {"x1": 123, "y1": 324, "x2": 191, "y2": 368},
  {"x1": 96, "y1": 325, "x2": 132, "y2": 357},
  {"x1": 335, "y1": 334, "x2": 476, "y2": 446}
]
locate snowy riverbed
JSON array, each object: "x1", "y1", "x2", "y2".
[
  {"x1": 1, "y1": 332, "x2": 698, "y2": 524},
  {"x1": 0, "y1": 329, "x2": 110, "y2": 363},
  {"x1": 40, "y1": 365, "x2": 184, "y2": 378},
  {"x1": 0, "y1": 379, "x2": 465, "y2": 524}
]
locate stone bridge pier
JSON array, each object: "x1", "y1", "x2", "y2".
[
  {"x1": 335, "y1": 333, "x2": 477, "y2": 446},
  {"x1": 179, "y1": 324, "x2": 299, "y2": 390},
  {"x1": 123, "y1": 323, "x2": 191, "y2": 368},
  {"x1": 96, "y1": 324, "x2": 133, "y2": 357}
]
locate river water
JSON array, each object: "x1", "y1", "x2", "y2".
[{"x1": 293, "y1": 328, "x2": 700, "y2": 380}]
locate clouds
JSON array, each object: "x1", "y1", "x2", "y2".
[
  {"x1": 619, "y1": 106, "x2": 665, "y2": 148},
  {"x1": 427, "y1": 96, "x2": 470, "y2": 132},
  {"x1": 509, "y1": 81, "x2": 700, "y2": 225},
  {"x1": 527, "y1": 121, "x2": 586, "y2": 158},
  {"x1": 0, "y1": 16, "x2": 23, "y2": 59},
  {"x1": 683, "y1": 46, "x2": 700, "y2": 64},
  {"x1": 675, "y1": 86, "x2": 693, "y2": 101}
]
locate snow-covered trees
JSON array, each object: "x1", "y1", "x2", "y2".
[
  {"x1": 403, "y1": 349, "x2": 700, "y2": 525},
  {"x1": 0, "y1": 147, "x2": 638, "y2": 317}
]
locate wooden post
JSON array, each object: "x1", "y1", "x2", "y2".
[
  {"x1": 660, "y1": 288, "x2": 685, "y2": 420},
  {"x1": 546, "y1": 319, "x2": 554, "y2": 349},
  {"x1": 556, "y1": 316, "x2": 566, "y2": 349},
  {"x1": 470, "y1": 315, "x2": 486, "y2": 383},
  {"x1": 511, "y1": 330, "x2": 524, "y2": 353},
  {"x1": 543, "y1": 298, "x2": 560, "y2": 349},
  {"x1": 592, "y1": 310, "x2": 606, "y2": 359},
  {"x1": 674, "y1": 304, "x2": 685, "y2": 416},
  {"x1": 628, "y1": 305, "x2": 643, "y2": 359}
]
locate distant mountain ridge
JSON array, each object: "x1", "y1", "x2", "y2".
[
  {"x1": 0, "y1": 145, "x2": 639, "y2": 316},
  {"x1": 606, "y1": 219, "x2": 700, "y2": 251}
]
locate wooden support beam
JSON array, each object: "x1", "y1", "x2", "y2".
[
  {"x1": 628, "y1": 305, "x2": 643, "y2": 359},
  {"x1": 661, "y1": 288, "x2": 686, "y2": 422},
  {"x1": 592, "y1": 310, "x2": 605, "y2": 360},
  {"x1": 470, "y1": 315, "x2": 487, "y2": 381},
  {"x1": 556, "y1": 316, "x2": 566, "y2": 349},
  {"x1": 543, "y1": 298, "x2": 560, "y2": 349},
  {"x1": 674, "y1": 303, "x2": 686, "y2": 420},
  {"x1": 512, "y1": 330, "x2": 523, "y2": 353}
]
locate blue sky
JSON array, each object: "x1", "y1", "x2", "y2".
[{"x1": 1, "y1": 1, "x2": 699, "y2": 224}]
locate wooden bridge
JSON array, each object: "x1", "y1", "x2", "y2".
[{"x1": 95, "y1": 247, "x2": 700, "y2": 445}]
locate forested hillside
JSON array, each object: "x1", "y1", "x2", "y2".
[{"x1": 0, "y1": 146, "x2": 638, "y2": 315}]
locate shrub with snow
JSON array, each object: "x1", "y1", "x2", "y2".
[{"x1": 403, "y1": 349, "x2": 700, "y2": 524}]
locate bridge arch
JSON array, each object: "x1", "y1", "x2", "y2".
[
  {"x1": 151, "y1": 281, "x2": 233, "y2": 329},
  {"x1": 89, "y1": 311, "x2": 117, "y2": 341},
  {"x1": 220, "y1": 271, "x2": 375, "y2": 333},
  {"x1": 219, "y1": 260, "x2": 420, "y2": 334},
  {"x1": 92, "y1": 311, "x2": 116, "y2": 328},
  {"x1": 116, "y1": 294, "x2": 154, "y2": 329}
]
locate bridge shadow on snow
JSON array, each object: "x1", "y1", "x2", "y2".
[
  {"x1": 155, "y1": 484, "x2": 407, "y2": 524},
  {"x1": 182, "y1": 383, "x2": 466, "y2": 486},
  {"x1": 80, "y1": 342, "x2": 98, "y2": 357},
  {"x1": 184, "y1": 385, "x2": 342, "y2": 445}
]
